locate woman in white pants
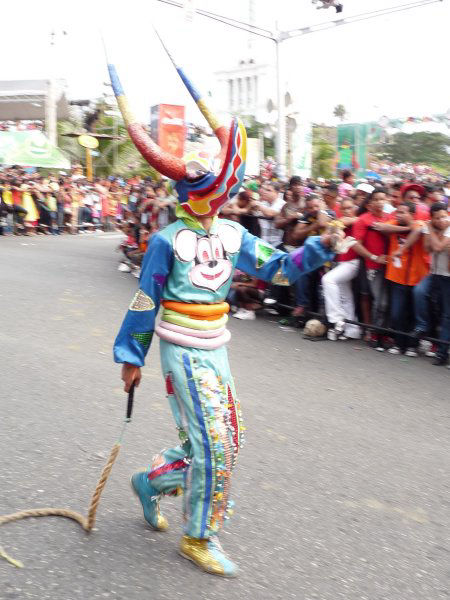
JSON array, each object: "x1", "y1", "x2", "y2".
[
  {"x1": 322, "y1": 199, "x2": 361, "y2": 339},
  {"x1": 323, "y1": 257, "x2": 361, "y2": 339},
  {"x1": 323, "y1": 198, "x2": 388, "y2": 339}
]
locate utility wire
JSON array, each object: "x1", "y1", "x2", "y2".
[
  {"x1": 154, "y1": 0, "x2": 275, "y2": 38},
  {"x1": 155, "y1": 0, "x2": 443, "y2": 41},
  {"x1": 286, "y1": 0, "x2": 443, "y2": 38}
]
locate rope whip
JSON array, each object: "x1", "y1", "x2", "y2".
[{"x1": 0, "y1": 384, "x2": 136, "y2": 568}]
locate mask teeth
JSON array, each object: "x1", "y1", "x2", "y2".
[{"x1": 107, "y1": 63, "x2": 186, "y2": 181}]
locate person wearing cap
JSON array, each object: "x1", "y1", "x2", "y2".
[
  {"x1": 383, "y1": 201, "x2": 429, "y2": 356},
  {"x1": 354, "y1": 183, "x2": 374, "y2": 208},
  {"x1": 401, "y1": 183, "x2": 430, "y2": 220}
]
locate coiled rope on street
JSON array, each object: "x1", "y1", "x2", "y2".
[{"x1": 0, "y1": 386, "x2": 135, "y2": 568}]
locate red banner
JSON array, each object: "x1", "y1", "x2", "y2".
[{"x1": 151, "y1": 104, "x2": 186, "y2": 158}]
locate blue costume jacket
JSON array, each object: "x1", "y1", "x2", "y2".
[{"x1": 114, "y1": 216, "x2": 334, "y2": 366}]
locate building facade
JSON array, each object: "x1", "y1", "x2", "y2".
[{"x1": 213, "y1": 59, "x2": 275, "y2": 121}]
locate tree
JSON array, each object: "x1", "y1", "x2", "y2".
[
  {"x1": 378, "y1": 131, "x2": 450, "y2": 171},
  {"x1": 57, "y1": 100, "x2": 160, "y2": 179},
  {"x1": 57, "y1": 120, "x2": 84, "y2": 166},
  {"x1": 312, "y1": 127, "x2": 336, "y2": 179},
  {"x1": 333, "y1": 104, "x2": 347, "y2": 122},
  {"x1": 240, "y1": 114, "x2": 275, "y2": 158}
]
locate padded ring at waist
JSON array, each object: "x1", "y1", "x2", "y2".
[
  {"x1": 155, "y1": 324, "x2": 231, "y2": 349},
  {"x1": 158, "y1": 321, "x2": 226, "y2": 339},
  {"x1": 162, "y1": 311, "x2": 228, "y2": 331},
  {"x1": 162, "y1": 301, "x2": 229, "y2": 317}
]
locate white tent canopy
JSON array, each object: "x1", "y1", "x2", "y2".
[{"x1": 0, "y1": 79, "x2": 69, "y2": 121}]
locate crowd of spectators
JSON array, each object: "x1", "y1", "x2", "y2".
[
  {"x1": 1, "y1": 163, "x2": 449, "y2": 368},
  {"x1": 0, "y1": 165, "x2": 176, "y2": 241},
  {"x1": 221, "y1": 170, "x2": 450, "y2": 369}
]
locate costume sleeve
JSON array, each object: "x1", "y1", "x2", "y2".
[
  {"x1": 236, "y1": 229, "x2": 334, "y2": 285},
  {"x1": 113, "y1": 233, "x2": 173, "y2": 366}
]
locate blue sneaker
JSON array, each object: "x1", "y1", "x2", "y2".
[
  {"x1": 131, "y1": 471, "x2": 168, "y2": 531},
  {"x1": 179, "y1": 535, "x2": 238, "y2": 577}
]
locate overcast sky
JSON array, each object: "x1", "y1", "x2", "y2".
[{"x1": 2, "y1": 0, "x2": 449, "y2": 127}]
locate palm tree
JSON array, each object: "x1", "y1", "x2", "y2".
[
  {"x1": 312, "y1": 137, "x2": 336, "y2": 179},
  {"x1": 333, "y1": 104, "x2": 347, "y2": 122}
]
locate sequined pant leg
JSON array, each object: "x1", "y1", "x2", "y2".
[{"x1": 152, "y1": 340, "x2": 244, "y2": 539}]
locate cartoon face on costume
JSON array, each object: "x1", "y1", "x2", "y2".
[{"x1": 174, "y1": 223, "x2": 241, "y2": 292}]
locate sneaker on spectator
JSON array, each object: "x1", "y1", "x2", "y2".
[
  {"x1": 118, "y1": 262, "x2": 132, "y2": 272},
  {"x1": 369, "y1": 335, "x2": 384, "y2": 351},
  {"x1": 132, "y1": 267, "x2": 141, "y2": 279},
  {"x1": 388, "y1": 346, "x2": 401, "y2": 355},
  {"x1": 233, "y1": 308, "x2": 256, "y2": 320},
  {"x1": 405, "y1": 348, "x2": 418, "y2": 357},
  {"x1": 334, "y1": 321, "x2": 345, "y2": 335},
  {"x1": 327, "y1": 329, "x2": 338, "y2": 341},
  {"x1": 419, "y1": 340, "x2": 436, "y2": 357},
  {"x1": 263, "y1": 297, "x2": 277, "y2": 306}
]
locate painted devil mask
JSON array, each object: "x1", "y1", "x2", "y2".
[{"x1": 108, "y1": 31, "x2": 247, "y2": 217}]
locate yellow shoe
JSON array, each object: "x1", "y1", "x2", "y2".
[{"x1": 179, "y1": 535, "x2": 238, "y2": 577}]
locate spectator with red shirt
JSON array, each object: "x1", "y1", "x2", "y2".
[
  {"x1": 354, "y1": 183, "x2": 374, "y2": 209},
  {"x1": 323, "y1": 198, "x2": 388, "y2": 339},
  {"x1": 352, "y1": 189, "x2": 390, "y2": 350},
  {"x1": 322, "y1": 198, "x2": 360, "y2": 339}
]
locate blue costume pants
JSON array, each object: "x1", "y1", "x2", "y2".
[{"x1": 147, "y1": 340, "x2": 244, "y2": 539}]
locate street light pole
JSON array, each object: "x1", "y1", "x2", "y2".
[
  {"x1": 46, "y1": 31, "x2": 57, "y2": 146},
  {"x1": 274, "y1": 35, "x2": 285, "y2": 177},
  {"x1": 155, "y1": 0, "x2": 443, "y2": 176}
]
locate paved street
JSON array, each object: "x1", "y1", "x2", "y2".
[{"x1": 1, "y1": 233, "x2": 449, "y2": 600}]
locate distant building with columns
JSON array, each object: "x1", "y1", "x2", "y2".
[{"x1": 213, "y1": 59, "x2": 275, "y2": 121}]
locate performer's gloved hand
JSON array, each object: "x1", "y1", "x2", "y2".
[{"x1": 121, "y1": 363, "x2": 142, "y2": 393}]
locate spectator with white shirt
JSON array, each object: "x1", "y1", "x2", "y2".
[
  {"x1": 420, "y1": 203, "x2": 450, "y2": 366},
  {"x1": 256, "y1": 181, "x2": 286, "y2": 247}
]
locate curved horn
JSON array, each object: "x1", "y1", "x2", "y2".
[
  {"x1": 107, "y1": 64, "x2": 186, "y2": 181},
  {"x1": 153, "y1": 28, "x2": 230, "y2": 167}
]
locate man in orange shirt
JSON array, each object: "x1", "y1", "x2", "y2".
[{"x1": 384, "y1": 202, "x2": 429, "y2": 355}]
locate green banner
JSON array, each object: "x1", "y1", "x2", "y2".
[
  {"x1": 0, "y1": 131, "x2": 70, "y2": 169},
  {"x1": 337, "y1": 123, "x2": 382, "y2": 177}
]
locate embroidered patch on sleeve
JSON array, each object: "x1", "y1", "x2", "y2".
[
  {"x1": 129, "y1": 289, "x2": 155, "y2": 311},
  {"x1": 131, "y1": 331, "x2": 153, "y2": 349},
  {"x1": 255, "y1": 240, "x2": 275, "y2": 268}
]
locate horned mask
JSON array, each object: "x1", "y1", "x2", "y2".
[{"x1": 107, "y1": 32, "x2": 247, "y2": 218}]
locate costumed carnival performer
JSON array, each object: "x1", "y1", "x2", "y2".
[{"x1": 110, "y1": 34, "x2": 337, "y2": 577}]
